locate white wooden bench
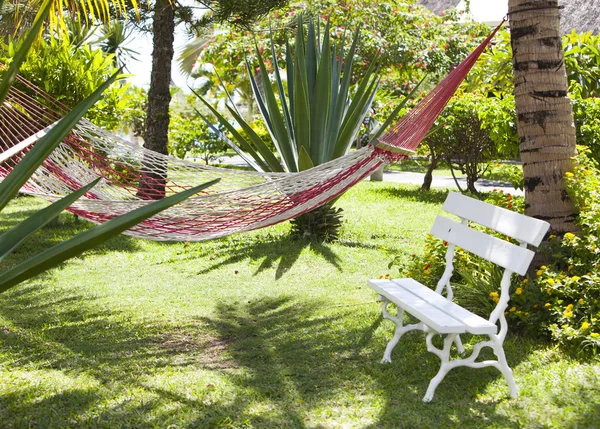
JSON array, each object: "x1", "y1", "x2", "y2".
[{"x1": 368, "y1": 192, "x2": 550, "y2": 402}]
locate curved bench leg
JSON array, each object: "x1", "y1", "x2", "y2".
[
  {"x1": 379, "y1": 298, "x2": 424, "y2": 363},
  {"x1": 423, "y1": 333, "x2": 456, "y2": 402},
  {"x1": 490, "y1": 335, "x2": 518, "y2": 398}
]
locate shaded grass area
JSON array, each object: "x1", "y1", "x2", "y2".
[{"x1": 0, "y1": 183, "x2": 598, "y2": 428}]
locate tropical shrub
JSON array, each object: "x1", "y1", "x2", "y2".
[
  {"x1": 422, "y1": 92, "x2": 517, "y2": 193},
  {"x1": 188, "y1": 0, "x2": 489, "y2": 107},
  {"x1": 0, "y1": 2, "x2": 217, "y2": 294},
  {"x1": 0, "y1": 34, "x2": 129, "y2": 130},
  {"x1": 391, "y1": 148, "x2": 600, "y2": 354},
  {"x1": 572, "y1": 97, "x2": 600, "y2": 163}
]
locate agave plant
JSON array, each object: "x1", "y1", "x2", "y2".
[
  {"x1": 196, "y1": 15, "x2": 397, "y2": 240},
  {"x1": 0, "y1": 0, "x2": 218, "y2": 293}
]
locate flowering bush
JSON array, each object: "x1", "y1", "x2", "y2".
[
  {"x1": 390, "y1": 165, "x2": 600, "y2": 354},
  {"x1": 529, "y1": 147, "x2": 600, "y2": 353}
]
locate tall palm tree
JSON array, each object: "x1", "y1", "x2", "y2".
[{"x1": 508, "y1": 0, "x2": 577, "y2": 235}]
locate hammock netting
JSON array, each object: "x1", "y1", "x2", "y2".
[{"x1": 0, "y1": 25, "x2": 500, "y2": 241}]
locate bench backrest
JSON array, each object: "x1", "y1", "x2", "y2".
[{"x1": 431, "y1": 192, "x2": 550, "y2": 330}]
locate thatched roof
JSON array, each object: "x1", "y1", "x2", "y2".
[
  {"x1": 417, "y1": 0, "x2": 600, "y2": 34},
  {"x1": 559, "y1": 0, "x2": 600, "y2": 34}
]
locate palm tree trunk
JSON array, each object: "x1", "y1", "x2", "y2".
[
  {"x1": 137, "y1": 0, "x2": 175, "y2": 199},
  {"x1": 508, "y1": 0, "x2": 577, "y2": 234}
]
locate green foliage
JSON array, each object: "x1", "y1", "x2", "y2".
[
  {"x1": 169, "y1": 110, "x2": 227, "y2": 162},
  {"x1": 522, "y1": 147, "x2": 600, "y2": 353},
  {"x1": 392, "y1": 149, "x2": 600, "y2": 354},
  {"x1": 289, "y1": 205, "x2": 344, "y2": 242},
  {"x1": 0, "y1": 34, "x2": 130, "y2": 130},
  {"x1": 423, "y1": 93, "x2": 516, "y2": 193},
  {"x1": 563, "y1": 30, "x2": 600, "y2": 99},
  {"x1": 197, "y1": 14, "x2": 381, "y2": 173},
  {"x1": 572, "y1": 97, "x2": 600, "y2": 162},
  {"x1": 0, "y1": 9, "x2": 218, "y2": 294},
  {"x1": 189, "y1": 0, "x2": 488, "y2": 111}
]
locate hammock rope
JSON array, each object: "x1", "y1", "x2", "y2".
[{"x1": 0, "y1": 24, "x2": 502, "y2": 241}]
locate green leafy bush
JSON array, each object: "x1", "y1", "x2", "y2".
[
  {"x1": 1, "y1": 35, "x2": 129, "y2": 130},
  {"x1": 526, "y1": 147, "x2": 600, "y2": 352},
  {"x1": 572, "y1": 97, "x2": 600, "y2": 162},
  {"x1": 390, "y1": 149, "x2": 600, "y2": 354}
]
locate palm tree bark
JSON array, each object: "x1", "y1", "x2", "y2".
[
  {"x1": 137, "y1": 0, "x2": 175, "y2": 199},
  {"x1": 508, "y1": 0, "x2": 577, "y2": 234}
]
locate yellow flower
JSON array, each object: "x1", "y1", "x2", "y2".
[
  {"x1": 565, "y1": 172, "x2": 574, "y2": 178},
  {"x1": 489, "y1": 292, "x2": 499, "y2": 298},
  {"x1": 562, "y1": 324, "x2": 568, "y2": 329},
  {"x1": 549, "y1": 235, "x2": 556, "y2": 239},
  {"x1": 564, "y1": 232, "x2": 575, "y2": 240},
  {"x1": 564, "y1": 311, "x2": 573, "y2": 318},
  {"x1": 536, "y1": 270, "x2": 543, "y2": 276},
  {"x1": 579, "y1": 298, "x2": 585, "y2": 305},
  {"x1": 521, "y1": 279, "x2": 528, "y2": 284},
  {"x1": 568, "y1": 265, "x2": 574, "y2": 271},
  {"x1": 591, "y1": 333, "x2": 600, "y2": 339},
  {"x1": 547, "y1": 279, "x2": 555, "y2": 286},
  {"x1": 424, "y1": 269, "x2": 430, "y2": 275},
  {"x1": 571, "y1": 276, "x2": 581, "y2": 282},
  {"x1": 545, "y1": 302, "x2": 551, "y2": 308},
  {"x1": 541, "y1": 265, "x2": 547, "y2": 269},
  {"x1": 581, "y1": 321, "x2": 590, "y2": 330},
  {"x1": 493, "y1": 297, "x2": 500, "y2": 303},
  {"x1": 566, "y1": 304, "x2": 574, "y2": 311},
  {"x1": 546, "y1": 288, "x2": 552, "y2": 295},
  {"x1": 509, "y1": 307, "x2": 516, "y2": 312},
  {"x1": 515, "y1": 287, "x2": 523, "y2": 295}
]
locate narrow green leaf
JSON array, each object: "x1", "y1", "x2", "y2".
[
  {"x1": 333, "y1": 76, "x2": 380, "y2": 158},
  {"x1": 0, "y1": 70, "x2": 120, "y2": 213},
  {"x1": 311, "y1": 21, "x2": 332, "y2": 165},
  {"x1": 246, "y1": 58, "x2": 274, "y2": 133},
  {"x1": 306, "y1": 17, "x2": 317, "y2": 96},
  {"x1": 270, "y1": 28, "x2": 295, "y2": 154},
  {"x1": 193, "y1": 91, "x2": 270, "y2": 172},
  {"x1": 0, "y1": 0, "x2": 53, "y2": 104},
  {"x1": 294, "y1": 29, "x2": 310, "y2": 169},
  {"x1": 0, "y1": 179, "x2": 220, "y2": 293},
  {"x1": 224, "y1": 105, "x2": 283, "y2": 172},
  {"x1": 285, "y1": 38, "x2": 295, "y2": 121},
  {"x1": 255, "y1": 43, "x2": 297, "y2": 172},
  {"x1": 0, "y1": 178, "x2": 101, "y2": 261},
  {"x1": 298, "y1": 145, "x2": 314, "y2": 171}
]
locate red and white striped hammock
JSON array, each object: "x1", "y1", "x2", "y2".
[{"x1": 0, "y1": 26, "x2": 500, "y2": 242}]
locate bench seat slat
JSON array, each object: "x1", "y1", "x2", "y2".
[
  {"x1": 368, "y1": 279, "x2": 466, "y2": 334},
  {"x1": 392, "y1": 278, "x2": 497, "y2": 335}
]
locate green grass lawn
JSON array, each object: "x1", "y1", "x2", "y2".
[{"x1": 0, "y1": 183, "x2": 598, "y2": 428}]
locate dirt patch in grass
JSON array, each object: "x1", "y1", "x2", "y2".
[{"x1": 157, "y1": 329, "x2": 237, "y2": 369}]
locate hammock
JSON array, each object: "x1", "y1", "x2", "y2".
[{"x1": 0, "y1": 26, "x2": 500, "y2": 242}]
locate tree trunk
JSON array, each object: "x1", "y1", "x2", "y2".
[
  {"x1": 421, "y1": 156, "x2": 437, "y2": 191},
  {"x1": 508, "y1": 0, "x2": 577, "y2": 234},
  {"x1": 137, "y1": 0, "x2": 175, "y2": 199}
]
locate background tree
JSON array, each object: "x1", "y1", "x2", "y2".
[
  {"x1": 508, "y1": 0, "x2": 577, "y2": 236},
  {"x1": 137, "y1": 0, "x2": 289, "y2": 198}
]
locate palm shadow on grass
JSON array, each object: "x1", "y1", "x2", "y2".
[
  {"x1": 1, "y1": 281, "x2": 598, "y2": 427},
  {"x1": 161, "y1": 235, "x2": 356, "y2": 280},
  {"x1": 199, "y1": 297, "x2": 532, "y2": 428}
]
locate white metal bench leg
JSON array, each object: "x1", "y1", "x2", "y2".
[
  {"x1": 379, "y1": 297, "x2": 425, "y2": 363},
  {"x1": 453, "y1": 335, "x2": 465, "y2": 354},
  {"x1": 490, "y1": 335, "x2": 518, "y2": 398},
  {"x1": 423, "y1": 332, "x2": 456, "y2": 402}
]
